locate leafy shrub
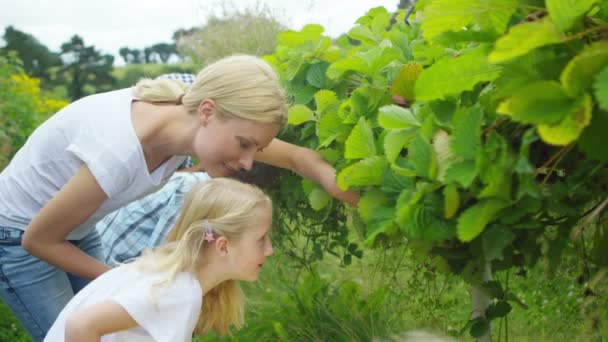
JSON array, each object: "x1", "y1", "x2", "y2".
[
  {"x1": 177, "y1": 2, "x2": 285, "y2": 67},
  {"x1": 0, "y1": 52, "x2": 68, "y2": 169}
]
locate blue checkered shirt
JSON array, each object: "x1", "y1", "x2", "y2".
[{"x1": 96, "y1": 172, "x2": 210, "y2": 265}]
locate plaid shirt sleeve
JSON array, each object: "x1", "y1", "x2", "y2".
[
  {"x1": 156, "y1": 73, "x2": 196, "y2": 84},
  {"x1": 96, "y1": 172, "x2": 210, "y2": 266}
]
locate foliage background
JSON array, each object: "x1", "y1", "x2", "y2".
[{"x1": 1, "y1": 1, "x2": 608, "y2": 341}]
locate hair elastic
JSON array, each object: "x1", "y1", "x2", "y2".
[
  {"x1": 203, "y1": 220, "x2": 215, "y2": 242},
  {"x1": 176, "y1": 93, "x2": 185, "y2": 105}
]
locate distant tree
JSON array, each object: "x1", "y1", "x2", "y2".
[
  {"x1": 172, "y1": 27, "x2": 197, "y2": 42},
  {"x1": 119, "y1": 47, "x2": 130, "y2": 64},
  {"x1": 57, "y1": 35, "x2": 115, "y2": 100},
  {"x1": 143, "y1": 47, "x2": 153, "y2": 63},
  {"x1": 172, "y1": 28, "x2": 196, "y2": 62},
  {"x1": 1, "y1": 26, "x2": 61, "y2": 83},
  {"x1": 149, "y1": 43, "x2": 177, "y2": 63},
  {"x1": 118, "y1": 47, "x2": 145, "y2": 64}
]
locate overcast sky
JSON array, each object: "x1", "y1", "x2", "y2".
[{"x1": 0, "y1": 0, "x2": 398, "y2": 65}]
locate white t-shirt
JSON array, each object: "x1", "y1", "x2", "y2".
[
  {"x1": 44, "y1": 263, "x2": 203, "y2": 342},
  {"x1": 0, "y1": 88, "x2": 186, "y2": 239}
]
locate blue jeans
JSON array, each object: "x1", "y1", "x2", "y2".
[{"x1": 0, "y1": 227, "x2": 103, "y2": 342}]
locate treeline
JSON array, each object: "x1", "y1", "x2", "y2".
[{"x1": 0, "y1": 26, "x2": 189, "y2": 101}]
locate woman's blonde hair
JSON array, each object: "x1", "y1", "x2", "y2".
[
  {"x1": 133, "y1": 177, "x2": 272, "y2": 337},
  {"x1": 132, "y1": 54, "x2": 287, "y2": 126}
]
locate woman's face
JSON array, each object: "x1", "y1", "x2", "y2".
[{"x1": 193, "y1": 102, "x2": 280, "y2": 178}]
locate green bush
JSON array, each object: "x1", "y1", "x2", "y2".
[{"x1": 0, "y1": 52, "x2": 68, "y2": 170}]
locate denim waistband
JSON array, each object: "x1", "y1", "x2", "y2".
[{"x1": 0, "y1": 227, "x2": 24, "y2": 245}]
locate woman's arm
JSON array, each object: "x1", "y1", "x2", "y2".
[
  {"x1": 254, "y1": 138, "x2": 359, "y2": 206},
  {"x1": 21, "y1": 165, "x2": 111, "y2": 279},
  {"x1": 65, "y1": 300, "x2": 138, "y2": 341}
]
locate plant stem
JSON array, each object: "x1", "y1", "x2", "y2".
[
  {"x1": 471, "y1": 262, "x2": 493, "y2": 341},
  {"x1": 562, "y1": 25, "x2": 608, "y2": 43}
]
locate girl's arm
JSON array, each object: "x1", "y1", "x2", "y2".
[
  {"x1": 21, "y1": 165, "x2": 111, "y2": 279},
  {"x1": 65, "y1": 300, "x2": 138, "y2": 341},
  {"x1": 254, "y1": 138, "x2": 359, "y2": 206}
]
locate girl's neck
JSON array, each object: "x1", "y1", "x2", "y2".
[
  {"x1": 131, "y1": 101, "x2": 198, "y2": 172},
  {"x1": 196, "y1": 260, "x2": 232, "y2": 295}
]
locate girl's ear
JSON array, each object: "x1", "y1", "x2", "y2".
[
  {"x1": 214, "y1": 236, "x2": 229, "y2": 256},
  {"x1": 197, "y1": 99, "x2": 216, "y2": 126}
]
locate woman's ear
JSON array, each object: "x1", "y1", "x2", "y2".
[
  {"x1": 214, "y1": 236, "x2": 229, "y2": 256},
  {"x1": 197, "y1": 99, "x2": 216, "y2": 126}
]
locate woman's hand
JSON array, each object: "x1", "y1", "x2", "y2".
[{"x1": 254, "y1": 138, "x2": 360, "y2": 207}]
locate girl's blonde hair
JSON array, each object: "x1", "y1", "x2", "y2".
[
  {"x1": 132, "y1": 54, "x2": 287, "y2": 126},
  {"x1": 133, "y1": 178, "x2": 272, "y2": 337}
]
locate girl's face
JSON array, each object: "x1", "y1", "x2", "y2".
[
  {"x1": 192, "y1": 101, "x2": 280, "y2": 178},
  {"x1": 228, "y1": 204, "x2": 273, "y2": 282}
]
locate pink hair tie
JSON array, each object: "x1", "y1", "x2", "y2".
[{"x1": 203, "y1": 220, "x2": 215, "y2": 242}]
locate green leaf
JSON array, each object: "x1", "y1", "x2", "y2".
[
  {"x1": 488, "y1": 18, "x2": 563, "y2": 63},
  {"x1": 579, "y1": 110, "x2": 608, "y2": 161},
  {"x1": 480, "y1": 281, "x2": 505, "y2": 299},
  {"x1": 415, "y1": 45, "x2": 502, "y2": 101},
  {"x1": 294, "y1": 85, "x2": 317, "y2": 105},
  {"x1": 301, "y1": 178, "x2": 315, "y2": 195},
  {"x1": 317, "y1": 111, "x2": 351, "y2": 147},
  {"x1": 408, "y1": 134, "x2": 437, "y2": 179},
  {"x1": 445, "y1": 160, "x2": 478, "y2": 188},
  {"x1": 594, "y1": 66, "x2": 608, "y2": 111},
  {"x1": 308, "y1": 188, "x2": 331, "y2": 211},
  {"x1": 344, "y1": 117, "x2": 377, "y2": 159},
  {"x1": 288, "y1": 104, "x2": 315, "y2": 126},
  {"x1": 337, "y1": 156, "x2": 388, "y2": 190},
  {"x1": 433, "y1": 130, "x2": 453, "y2": 182},
  {"x1": 327, "y1": 55, "x2": 367, "y2": 79},
  {"x1": 547, "y1": 0, "x2": 598, "y2": 33},
  {"x1": 391, "y1": 62, "x2": 423, "y2": 101},
  {"x1": 561, "y1": 42, "x2": 608, "y2": 97},
  {"x1": 485, "y1": 301, "x2": 512, "y2": 319},
  {"x1": 482, "y1": 226, "x2": 515, "y2": 261},
  {"x1": 314, "y1": 90, "x2": 339, "y2": 115},
  {"x1": 451, "y1": 105, "x2": 483, "y2": 160},
  {"x1": 348, "y1": 25, "x2": 378, "y2": 44},
  {"x1": 443, "y1": 183, "x2": 460, "y2": 219},
  {"x1": 364, "y1": 207, "x2": 398, "y2": 247},
  {"x1": 278, "y1": 24, "x2": 325, "y2": 47},
  {"x1": 537, "y1": 93, "x2": 593, "y2": 145},
  {"x1": 497, "y1": 81, "x2": 575, "y2": 125},
  {"x1": 421, "y1": 0, "x2": 516, "y2": 40},
  {"x1": 381, "y1": 168, "x2": 415, "y2": 195},
  {"x1": 360, "y1": 41, "x2": 406, "y2": 76},
  {"x1": 457, "y1": 198, "x2": 509, "y2": 242},
  {"x1": 384, "y1": 129, "x2": 415, "y2": 164},
  {"x1": 307, "y1": 61, "x2": 329, "y2": 88},
  {"x1": 470, "y1": 318, "x2": 490, "y2": 338},
  {"x1": 358, "y1": 190, "x2": 391, "y2": 223},
  {"x1": 378, "y1": 105, "x2": 421, "y2": 130}
]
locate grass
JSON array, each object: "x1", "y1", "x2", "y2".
[{"x1": 1, "y1": 244, "x2": 606, "y2": 341}]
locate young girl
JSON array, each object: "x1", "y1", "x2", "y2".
[
  {"x1": 0, "y1": 54, "x2": 358, "y2": 341},
  {"x1": 45, "y1": 177, "x2": 273, "y2": 341}
]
